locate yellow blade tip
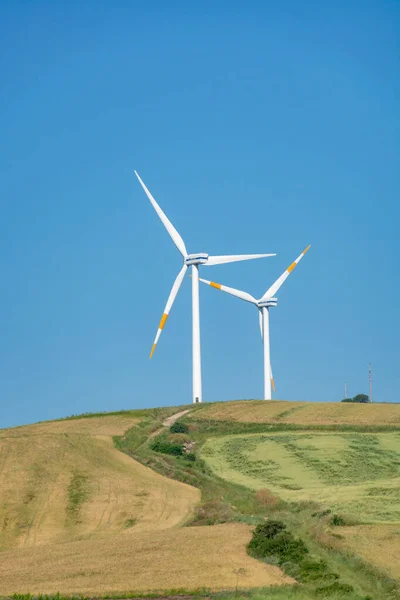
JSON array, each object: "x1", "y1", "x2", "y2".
[
  {"x1": 271, "y1": 378, "x2": 275, "y2": 391},
  {"x1": 150, "y1": 344, "x2": 156, "y2": 359},
  {"x1": 159, "y1": 313, "x2": 168, "y2": 330},
  {"x1": 303, "y1": 245, "x2": 311, "y2": 254}
]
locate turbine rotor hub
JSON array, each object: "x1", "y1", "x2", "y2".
[
  {"x1": 185, "y1": 253, "x2": 209, "y2": 265},
  {"x1": 257, "y1": 298, "x2": 278, "y2": 308}
]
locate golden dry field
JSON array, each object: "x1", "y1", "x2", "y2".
[
  {"x1": 0, "y1": 415, "x2": 199, "y2": 550},
  {"x1": 0, "y1": 412, "x2": 293, "y2": 595},
  {"x1": 0, "y1": 523, "x2": 294, "y2": 594},
  {"x1": 337, "y1": 525, "x2": 400, "y2": 580},
  {"x1": 193, "y1": 400, "x2": 400, "y2": 426}
]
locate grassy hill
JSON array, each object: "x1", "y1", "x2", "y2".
[
  {"x1": 201, "y1": 431, "x2": 400, "y2": 523},
  {"x1": 1, "y1": 399, "x2": 400, "y2": 599},
  {"x1": 192, "y1": 399, "x2": 400, "y2": 426},
  {"x1": 0, "y1": 406, "x2": 290, "y2": 595}
]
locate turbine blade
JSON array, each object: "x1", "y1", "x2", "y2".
[
  {"x1": 206, "y1": 253, "x2": 275, "y2": 266},
  {"x1": 198, "y1": 276, "x2": 257, "y2": 304},
  {"x1": 261, "y1": 245, "x2": 311, "y2": 301},
  {"x1": 270, "y1": 364, "x2": 275, "y2": 392},
  {"x1": 135, "y1": 171, "x2": 187, "y2": 258},
  {"x1": 150, "y1": 264, "x2": 188, "y2": 358},
  {"x1": 258, "y1": 308, "x2": 263, "y2": 339}
]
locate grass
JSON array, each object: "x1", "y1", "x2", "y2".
[
  {"x1": 2, "y1": 401, "x2": 400, "y2": 598},
  {"x1": 66, "y1": 472, "x2": 91, "y2": 524},
  {"x1": 117, "y1": 410, "x2": 400, "y2": 600},
  {"x1": 200, "y1": 431, "x2": 400, "y2": 523},
  {"x1": 0, "y1": 410, "x2": 199, "y2": 554},
  {"x1": 192, "y1": 400, "x2": 400, "y2": 427},
  {"x1": 5, "y1": 587, "x2": 369, "y2": 600},
  {"x1": 0, "y1": 524, "x2": 292, "y2": 594}
]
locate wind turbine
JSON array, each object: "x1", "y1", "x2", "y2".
[
  {"x1": 135, "y1": 171, "x2": 276, "y2": 403},
  {"x1": 198, "y1": 245, "x2": 311, "y2": 400}
]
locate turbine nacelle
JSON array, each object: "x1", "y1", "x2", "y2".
[
  {"x1": 257, "y1": 298, "x2": 278, "y2": 308},
  {"x1": 185, "y1": 253, "x2": 209, "y2": 266}
]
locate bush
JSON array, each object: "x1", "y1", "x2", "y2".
[
  {"x1": 247, "y1": 520, "x2": 308, "y2": 564},
  {"x1": 341, "y1": 394, "x2": 370, "y2": 403},
  {"x1": 191, "y1": 500, "x2": 233, "y2": 526},
  {"x1": 315, "y1": 581, "x2": 354, "y2": 596},
  {"x1": 166, "y1": 433, "x2": 190, "y2": 445},
  {"x1": 150, "y1": 438, "x2": 183, "y2": 456},
  {"x1": 255, "y1": 488, "x2": 281, "y2": 509},
  {"x1": 170, "y1": 421, "x2": 189, "y2": 434},
  {"x1": 330, "y1": 514, "x2": 346, "y2": 526},
  {"x1": 185, "y1": 453, "x2": 196, "y2": 462},
  {"x1": 298, "y1": 559, "x2": 339, "y2": 582}
]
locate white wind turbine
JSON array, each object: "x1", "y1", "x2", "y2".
[
  {"x1": 135, "y1": 171, "x2": 276, "y2": 403},
  {"x1": 198, "y1": 245, "x2": 311, "y2": 400}
]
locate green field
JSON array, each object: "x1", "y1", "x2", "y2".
[
  {"x1": 2, "y1": 402, "x2": 400, "y2": 600},
  {"x1": 201, "y1": 431, "x2": 400, "y2": 523}
]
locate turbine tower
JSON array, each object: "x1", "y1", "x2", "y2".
[
  {"x1": 135, "y1": 171, "x2": 276, "y2": 403},
  {"x1": 198, "y1": 246, "x2": 311, "y2": 400}
]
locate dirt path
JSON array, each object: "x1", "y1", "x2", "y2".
[{"x1": 148, "y1": 409, "x2": 191, "y2": 440}]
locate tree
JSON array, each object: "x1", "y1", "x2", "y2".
[
  {"x1": 352, "y1": 393, "x2": 370, "y2": 403},
  {"x1": 341, "y1": 394, "x2": 370, "y2": 403}
]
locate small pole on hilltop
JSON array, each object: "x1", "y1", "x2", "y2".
[
  {"x1": 368, "y1": 363, "x2": 373, "y2": 403},
  {"x1": 344, "y1": 382, "x2": 348, "y2": 399}
]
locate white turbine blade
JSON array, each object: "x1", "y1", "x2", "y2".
[
  {"x1": 150, "y1": 264, "x2": 188, "y2": 358},
  {"x1": 260, "y1": 245, "x2": 311, "y2": 301},
  {"x1": 258, "y1": 308, "x2": 263, "y2": 338},
  {"x1": 134, "y1": 171, "x2": 187, "y2": 258},
  {"x1": 206, "y1": 253, "x2": 275, "y2": 266},
  {"x1": 198, "y1": 276, "x2": 257, "y2": 304}
]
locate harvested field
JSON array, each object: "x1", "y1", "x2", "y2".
[
  {"x1": 1, "y1": 414, "x2": 141, "y2": 437},
  {"x1": 338, "y1": 524, "x2": 400, "y2": 580},
  {"x1": 0, "y1": 415, "x2": 199, "y2": 550},
  {"x1": 194, "y1": 400, "x2": 400, "y2": 426},
  {"x1": 201, "y1": 431, "x2": 400, "y2": 523},
  {"x1": 0, "y1": 523, "x2": 294, "y2": 594}
]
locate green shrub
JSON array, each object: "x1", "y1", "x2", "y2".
[
  {"x1": 298, "y1": 559, "x2": 339, "y2": 582},
  {"x1": 253, "y1": 520, "x2": 286, "y2": 540},
  {"x1": 167, "y1": 432, "x2": 190, "y2": 445},
  {"x1": 341, "y1": 394, "x2": 370, "y2": 403},
  {"x1": 315, "y1": 581, "x2": 354, "y2": 595},
  {"x1": 330, "y1": 513, "x2": 346, "y2": 526},
  {"x1": 247, "y1": 519, "x2": 308, "y2": 564},
  {"x1": 170, "y1": 421, "x2": 189, "y2": 434},
  {"x1": 185, "y1": 453, "x2": 196, "y2": 462},
  {"x1": 150, "y1": 438, "x2": 183, "y2": 456}
]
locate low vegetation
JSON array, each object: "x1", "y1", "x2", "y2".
[
  {"x1": 191, "y1": 399, "x2": 400, "y2": 426},
  {"x1": 2, "y1": 400, "x2": 400, "y2": 598},
  {"x1": 201, "y1": 431, "x2": 400, "y2": 523},
  {"x1": 116, "y1": 407, "x2": 400, "y2": 600},
  {"x1": 342, "y1": 394, "x2": 370, "y2": 403}
]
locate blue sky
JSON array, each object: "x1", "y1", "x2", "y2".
[{"x1": 1, "y1": 1, "x2": 399, "y2": 427}]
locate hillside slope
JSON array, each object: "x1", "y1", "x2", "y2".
[
  {"x1": 0, "y1": 414, "x2": 199, "y2": 549},
  {"x1": 192, "y1": 399, "x2": 400, "y2": 426},
  {"x1": 0, "y1": 409, "x2": 292, "y2": 595}
]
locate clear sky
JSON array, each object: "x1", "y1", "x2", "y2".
[{"x1": 1, "y1": 1, "x2": 399, "y2": 428}]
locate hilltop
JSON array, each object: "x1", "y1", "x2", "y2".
[{"x1": 1, "y1": 399, "x2": 400, "y2": 599}]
